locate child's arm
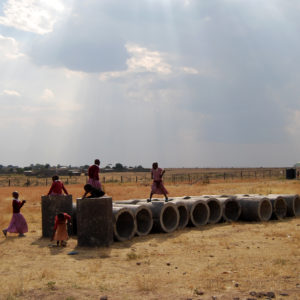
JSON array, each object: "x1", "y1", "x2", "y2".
[
  {"x1": 62, "y1": 184, "x2": 68, "y2": 195},
  {"x1": 81, "y1": 191, "x2": 88, "y2": 199},
  {"x1": 47, "y1": 183, "x2": 54, "y2": 195}
]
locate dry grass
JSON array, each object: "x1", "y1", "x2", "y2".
[{"x1": 0, "y1": 179, "x2": 300, "y2": 299}]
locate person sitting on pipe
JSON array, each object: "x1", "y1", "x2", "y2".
[{"x1": 82, "y1": 184, "x2": 105, "y2": 199}]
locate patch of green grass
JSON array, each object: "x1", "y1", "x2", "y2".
[{"x1": 47, "y1": 281, "x2": 56, "y2": 290}]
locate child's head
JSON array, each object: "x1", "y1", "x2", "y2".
[
  {"x1": 84, "y1": 184, "x2": 93, "y2": 192},
  {"x1": 57, "y1": 212, "x2": 65, "y2": 221},
  {"x1": 52, "y1": 175, "x2": 59, "y2": 181},
  {"x1": 12, "y1": 191, "x2": 19, "y2": 199},
  {"x1": 152, "y1": 162, "x2": 158, "y2": 169},
  {"x1": 94, "y1": 159, "x2": 100, "y2": 166}
]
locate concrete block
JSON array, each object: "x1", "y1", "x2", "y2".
[
  {"x1": 77, "y1": 196, "x2": 113, "y2": 247},
  {"x1": 41, "y1": 195, "x2": 73, "y2": 238}
]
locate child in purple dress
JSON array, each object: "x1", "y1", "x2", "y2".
[
  {"x1": 148, "y1": 162, "x2": 168, "y2": 202},
  {"x1": 2, "y1": 191, "x2": 28, "y2": 237}
]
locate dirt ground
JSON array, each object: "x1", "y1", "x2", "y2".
[{"x1": 0, "y1": 179, "x2": 299, "y2": 300}]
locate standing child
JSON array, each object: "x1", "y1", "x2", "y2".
[
  {"x1": 51, "y1": 212, "x2": 71, "y2": 247},
  {"x1": 2, "y1": 191, "x2": 28, "y2": 237},
  {"x1": 88, "y1": 159, "x2": 102, "y2": 189},
  {"x1": 47, "y1": 175, "x2": 68, "y2": 195},
  {"x1": 148, "y1": 162, "x2": 168, "y2": 202}
]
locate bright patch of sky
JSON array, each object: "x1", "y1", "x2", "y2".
[{"x1": 0, "y1": 0, "x2": 300, "y2": 167}]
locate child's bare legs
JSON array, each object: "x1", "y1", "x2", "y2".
[
  {"x1": 164, "y1": 193, "x2": 168, "y2": 202},
  {"x1": 147, "y1": 192, "x2": 153, "y2": 202}
]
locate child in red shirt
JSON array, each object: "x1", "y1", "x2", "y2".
[
  {"x1": 2, "y1": 191, "x2": 28, "y2": 237},
  {"x1": 47, "y1": 175, "x2": 68, "y2": 195},
  {"x1": 148, "y1": 162, "x2": 168, "y2": 202},
  {"x1": 51, "y1": 212, "x2": 71, "y2": 246}
]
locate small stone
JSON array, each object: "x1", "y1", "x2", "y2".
[
  {"x1": 279, "y1": 293, "x2": 289, "y2": 296},
  {"x1": 212, "y1": 296, "x2": 217, "y2": 300},
  {"x1": 183, "y1": 272, "x2": 187, "y2": 275},
  {"x1": 209, "y1": 255, "x2": 214, "y2": 257},
  {"x1": 166, "y1": 262, "x2": 171, "y2": 266},
  {"x1": 249, "y1": 291, "x2": 257, "y2": 297},
  {"x1": 266, "y1": 292, "x2": 275, "y2": 298},
  {"x1": 233, "y1": 298, "x2": 240, "y2": 300},
  {"x1": 175, "y1": 266, "x2": 178, "y2": 269},
  {"x1": 100, "y1": 296, "x2": 108, "y2": 300},
  {"x1": 296, "y1": 283, "x2": 300, "y2": 288},
  {"x1": 234, "y1": 283, "x2": 239, "y2": 287},
  {"x1": 247, "y1": 298, "x2": 256, "y2": 300},
  {"x1": 136, "y1": 262, "x2": 141, "y2": 265},
  {"x1": 194, "y1": 289, "x2": 204, "y2": 295}
]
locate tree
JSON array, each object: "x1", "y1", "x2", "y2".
[{"x1": 113, "y1": 163, "x2": 124, "y2": 171}]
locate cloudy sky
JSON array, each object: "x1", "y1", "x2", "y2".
[{"x1": 0, "y1": 0, "x2": 300, "y2": 168}]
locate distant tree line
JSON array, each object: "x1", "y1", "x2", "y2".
[{"x1": 0, "y1": 163, "x2": 149, "y2": 176}]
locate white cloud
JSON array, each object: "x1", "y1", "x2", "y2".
[
  {"x1": 0, "y1": 0, "x2": 68, "y2": 34},
  {"x1": 99, "y1": 43, "x2": 202, "y2": 81},
  {"x1": 126, "y1": 43, "x2": 172, "y2": 74},
  {"x1": 41, "y1": 88, "x2": 55, "y2": 100},
  {"x1": 3, "y1": 89, "x2": 20, "y2": 96},
  {"x1": 0, "y1": 35, "x2": 25, "y2": 59}
]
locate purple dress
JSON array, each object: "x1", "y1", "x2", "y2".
[
  {"x1": 5, "y1": 199, "x2": 28, "y2": 234},
  {"x1": 151, "y1": 168, "x2": 168, "y2": 195}
]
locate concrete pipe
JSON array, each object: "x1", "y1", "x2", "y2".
[
  {"x1": 41, "y1": 194, "x2": 73, "y2": 237},
  {"x1": 145, "y1": 201, "x2": 179, "y2": 233},
  {"x1": 201, "y1": 197, "x2": 223, "y2": 224},
  {"x1": 215, "y1": 197, "x2": 241, "y2": 222},
  {"x1": 77, "y1": 197, "x2": 113, "y2": 247},
  {"x1": 184, "y1": 199, "x2": 210, "y2": 227},
  {"x1": 268, "y1": 194, "x2": 300, "y2": 217},
  {"x1": 113, "y1": 206, "x2": 136, "y2": 241},
  {"x1": 113, "y1": 204, "x2": 153, "y2": 236},
  {"x1": 236, "y1": 196, "x2": 272, "y2": 222},
  {"x1": 168, "y1": 200, "x2": 189, "y2": 229},
  {"x1": 114, "y1": 199, "x2": 141, "y2": 205},
  {"x1": 265, "y1": 195, "x2": 287, "y2": 220},
  {"x1": 72, "y1": 203, "x2": 77, "y2": 235}
]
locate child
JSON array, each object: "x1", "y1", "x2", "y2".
[
  {"x1": 51, "y1": 212, "x2": 71, "y2": 247},
  {"x1": 47, "y1": 175, "x2": 68, "y2": 195},
  {"x1": 82, "y1": 184, "x2": 105, "y2": 199},
  {"x1": 2, "y1": 191, "x2": 28, "y2": 237},
  {"x1": 88, "y1": 159, "x2": 102, "y2": 189},
  {"x1": 148, "y1": 162, "x2": 168, "y2": 202}
]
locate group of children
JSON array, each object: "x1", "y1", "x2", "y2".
[{"x1": 2, "y1": 160, "x2": 168, "y2": 246}]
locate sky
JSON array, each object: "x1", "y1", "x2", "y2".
[{"x1": 0, "y1": 0, "x2": 300, "y2": 168}]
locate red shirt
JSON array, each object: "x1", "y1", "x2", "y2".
[
  {"x1": 88, "y1": 164, "x2": 100, "y2": 180},
  {"x1": 48, "y1": 180, "x2": 68, "y2": 195},
  {"x1": 53, "y1": 213, "x2": 71, "y2": 230},
  {"x1": 13, "y1": 199, "x2": 25, "y2": 213}
]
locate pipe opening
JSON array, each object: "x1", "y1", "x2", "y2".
[
  {"x1": 259, "y1": 200, "x2": 272, "y2": 221},
  {"x1": 116, "y1": 211, "x2": 135, "y2": 239},
  {"x1": 274, "y1": 199, "x2": 287, "y2": 219},
  {"x1": 136, "y1": 209, "x2": 152, "y2": 235},
  {"x1": 177, "y1": 205, "x2": 189, "y2": 229},
  {"x1": 207, "y1": 200, "x2": 222, "y2": 223},
  {"x1": 192, "y1": 203, "x2": 208, "y2": 226},
  {"x1": 294, "y1": 197, "x2": 300, "y2": 216},
  {"x1": 162, "y1": 206, "x2": 178, "y2": 231},
  {"x1": 224, "y1": 201, "x2": 240, "y2": 221}
]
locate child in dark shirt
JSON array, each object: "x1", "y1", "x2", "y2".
[{"x1": 82, "y1": 184, "x2": 105, "y2": 199}]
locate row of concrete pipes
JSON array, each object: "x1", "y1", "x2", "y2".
[
  {"x1": 41, "y1": 194, "x2": 299, "y2": 246},
  {"x1": 111, "y1": 194, "x2": 300, "y2": 241}
]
